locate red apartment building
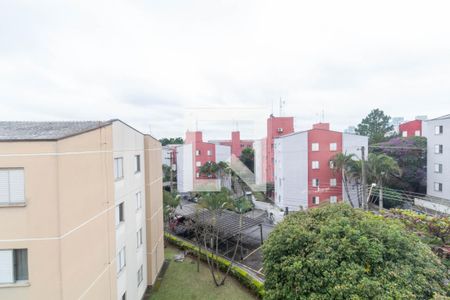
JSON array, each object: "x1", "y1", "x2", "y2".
[
  {"x1": 274, "y1": 123, "x2": 368, "y2": 211},
  {"x1": 209, "y1": 131, "x2": 254, "y2": 157},
  {"x1": 176, "y1": 131, "x2": 232, "y2": 193},
  {"x1": 254, "y1": 115, "x2": 294, "y2": 186},
  {"x1": 399, "y1": 119, "x2": 423, "y2": 137}
]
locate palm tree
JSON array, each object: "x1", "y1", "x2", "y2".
[
  {"x1": 366, "y1": 153, "x2": 401, "y2": 210},
  {"x1": 198, "y1": 188, "x2": 232, "y2": 286},
  {"x1": 332, "y1": 153, "x2": 358, "y2": 207}
]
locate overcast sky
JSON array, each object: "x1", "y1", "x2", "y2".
[{"x1": 1, "y1": 0, "x2": 450, "y2": 140}]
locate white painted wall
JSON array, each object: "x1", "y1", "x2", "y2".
[
  {"x1": 112, "y1": 121, "x2": 147, "y2": 300},
  {"x1": 253, "y1": 139, "x2": 265, "y2": 186},
  {"x1": 342, "y1": 133, "x2": 368, "y2": 207},
  {"x1": 215, "y1": 144, "x2": 231, "y2": 164},
  {"x1": 176, "y1": 144, "x2": 193, "y2": 193},
  {"x1": 274, "y1": 132, "x2": 308, "y2": 211},
  {"x1": 425, "y1": 116, "x2": 450, "y2": 200}
]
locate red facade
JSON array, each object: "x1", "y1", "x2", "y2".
[
  {"x1": 266, "y1": 115, "x2": 294, "y2": 183},
  {"x1": 214, "y1": 131, "x2": 253, "y2": 157},
  {"x1": 399, "y1": 120, "x2": 422, "y2": 137},
  {"x1": 185, "y1": 131, "x2": 216, "y2": 179},
  {"x1": 307, "y1": 123, "x2": 343, "y2": 207}
]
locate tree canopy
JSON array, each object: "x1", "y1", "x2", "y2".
[
  {"x1": 263, "y1": 204, "x2": 448, "y2": 299},
  {"x1": 371, "y1": 136, "x2": 427, "y2": 193},
  {"x1": 355, "y1": 109, "x2": 394, "y2": 144},
  {"x1": 159, "y1": 137, "x2": 184, "y2": 146},
  {"x1": 239, "y1": 147, "x2": 254, "y2": 172}
]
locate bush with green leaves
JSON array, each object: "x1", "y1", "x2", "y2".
[{"x1": 263, "y1": 204, "x2": 448, "y2": 299}]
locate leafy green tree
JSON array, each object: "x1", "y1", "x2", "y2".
[
  {"x1": 163, "y1": 191, "x2": 180, "y2": 222},
  {"x1": 239, "y1": 147, "x2": 254, "y2": 172},
  {"x1": 159, "y1": 137, "x2": 183, "y2": 146},
  {"x1": 263, "y1": 204, "x2": 448, "y2": 299},
  {"x1": 356, "y1": 109, "x2": 394, "y2": 144},
  {"x1": 371, "y1": 136, "x2": 427, "y2": 193}
]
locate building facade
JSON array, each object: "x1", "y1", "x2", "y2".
[
  {"x1": 0, "y1": 120, "x2": 164, "y2": 300},
  {"x1": 254, "y1": 115, "x2": 294, "y2": 186},
  {"x1": 425, "y1": 115, "x2": 450, "y2": 200},
  {"x1": 209, "y1": 131, "x2": 253, "y2": 157},
  {"x1": 274, "y1": 123, "x2": 368, "y2": 211},
  {"x1": 399, "y1": 119, "x2": 423, "y2": 137},
  {"x1": 176, "y1": 131, "x2": 231, "y2": 193}
]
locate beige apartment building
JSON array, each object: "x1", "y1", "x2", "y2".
[{"x1": 0, "y1": 120, "x2": 164, "y2": 300}]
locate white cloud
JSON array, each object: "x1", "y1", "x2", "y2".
[{"x1": 1, "y1": 0, "x2": 450, "y2": 139}]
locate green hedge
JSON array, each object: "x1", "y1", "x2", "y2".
[{"x1": 164, "y1": 232, "x2": 265, "y2": 298}]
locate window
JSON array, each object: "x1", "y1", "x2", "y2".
[
  {"x1": 402, "y1": 131, "x2": 408, "y2": 137},
  {"x1": 312, "y1": 196, "x2": 320, "y2": 205},
  {"x1": 117, "y1": 247, "x2": 126, "y2": 274},
  {"x1": 329, "y1": 160, "x2": 335, "y2": 169},
  {"x1": 329, "y1": 143, "x2": 337, "y2": 151},
  {"x1": 115, "y1": 202, "x2": 125, "y2": 226},
  {"x1": 196, "y1": 172, "x2": 200, "y2": 178},
  {"x1": 311, "y1": 143, "x2": 319, "y2": 151},
  {"x1": 136, "y1": 192, "x2": 142, "y2": 210},
  {"x1": 434, "y1": 182, "x2": 443, "y2": 192},
  {"x1": 195, "y1": 150, "x2": 200, "y2": 156},
  {"x1": 435, "y1": 125, "x2": 444, "y2": 135},
  {"x1": 0, "y1": 249, "x2": 28, "y2": 284},
  {"x1": 312, "y1": 161, "x2": 320, "y2": 169},
  {"x1": 312, "y1": 179, "x2": 319, "y2": 187},
  {"x1": 114, "y1": 157, "x2": 124, "y2": 180},
  {"x1": 415, "y1": 130, "x2": 421, "y2": 136},
  {"x1": 137, "y1": 228, "x2": 143, "y2": 248},
  {"x1": 196, "y1": 161, "x2": 201, "y2": 167},
  {"x1": 135, "y1": 155, "x2": 141, "y2": 173},
  {"x1": 0, "y1": 168, "x2": 25, "y2": 204},
  {"x1": 137, "y1": 265, "x2": 144, "y2": 286},
  {"x1": 435, "y1": 144, "x2": 444, "y2": 154},
  {"x1": 207, "y1": 150, "x2": 212, "y2": 156},
  {"x1": 330, "y1": 178, "x2": 337, "y2": 187},
  {"x1": 330, "y1": 196, "x2": 337, "y2": 203},
  {"x1": 435, "y1": 164, "x2": 443, "y2": 173}
]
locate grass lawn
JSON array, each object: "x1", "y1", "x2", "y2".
[{"x1": 149, "y1": 246, "x2": 256, "y2": 300}]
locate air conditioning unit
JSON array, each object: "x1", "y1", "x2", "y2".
[{"x1": 277, "y1": 128, "x2": 283, "y2": 133}]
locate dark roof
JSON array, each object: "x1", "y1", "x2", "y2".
[{"x1": 0, "y1": 121, "x2": 113, "y2": 141}]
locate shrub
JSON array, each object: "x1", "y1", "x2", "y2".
[{"x1": 263, "y1": 204, "x2": 448, "y2": 299}]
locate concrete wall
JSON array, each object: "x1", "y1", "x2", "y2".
[
  {"x1": 274, "y1": 132, "x2": 308, "y2": 211},
  {"x1": 0, "y1": 125, "x2": 117, "y2": 300},
  {"x1": 0, "y1": 121, "x2": 164, "y2": 300},
  {"x1": 112, "y1": 121, "x2": 147, "y2": 300},
  {"x1": 425, "y1": 117, "x2": 450, "y2": 200},
  {"x1": 144, "y1": 136, "x2": 164, "y2": 286},
  {"x1": 176, "y1": 144, "x2": 193, "y2": 193}
]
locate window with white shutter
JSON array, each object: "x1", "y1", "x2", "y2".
[
  {"x1": 114, "y1": 158, "x2": 124, "y2": 180},
  {"x1": 0, "y1": 169, "x2": 25, "y2": 205},
  {"x1": 0, "y1": 249, "x2": 27, "y2": 284},
  {"x1": 0, "y1": 250, "x2": 13, "y2": 284}
]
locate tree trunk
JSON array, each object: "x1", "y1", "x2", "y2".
[{"x1": 342, "y1": 170, "x2": 354, "y2": 208}]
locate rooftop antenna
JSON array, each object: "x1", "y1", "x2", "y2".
[
  {"x1": 321, "y1": 109, "x2": 325, "y2": 123},
  {"x1": 279, "y1": 97, "x2": 285, "y2": 117},
  {"x1": 271, "y1": 99, "x2": 274, "y2": 116},
  {"x1": 195, "y1": 118, "x2": 199, "y2": 131}
]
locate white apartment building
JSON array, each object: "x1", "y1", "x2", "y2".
[{"x1": 425, "y1": 115, "x2": 450, "y2": 200}]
